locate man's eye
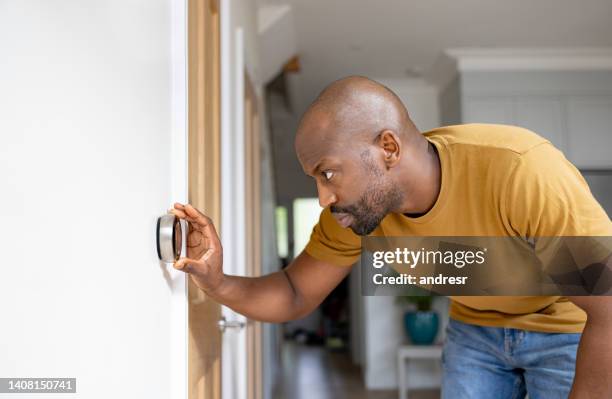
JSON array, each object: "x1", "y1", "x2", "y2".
[{"x1": 324, "y1": 171, "x2": 334, "y2": 181}]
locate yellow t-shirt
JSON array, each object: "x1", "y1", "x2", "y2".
[{"x1": 304, "y1": 123, "x2": 612, "y2": 333}]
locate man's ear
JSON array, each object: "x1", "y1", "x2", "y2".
[{"x1": 377, "y1": 130, "x2": 401, "y2": 168}]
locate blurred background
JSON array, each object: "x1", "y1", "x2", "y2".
[{"x1": 254, "y1": 1, "x2": 612, "y2": 398}]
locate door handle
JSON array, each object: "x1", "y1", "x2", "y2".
[
  {"x1": 218, "y1": 316, "x2": 246, "y2": 332},
  {"x1": 156, "y1": 214, "x2": 182, "y2": 262}
]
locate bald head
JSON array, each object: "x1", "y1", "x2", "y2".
[
  {"x1": 296, "y1": 76, "x2": 417, "y2": 148},
  {"x1": 292, "y1": 77, "x2": 439, "y2": 234}
]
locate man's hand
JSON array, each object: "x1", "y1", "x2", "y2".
[
  {"x1": 167, "y1": 203, "x2": 353, "y2": 323},
  {"x1": 168, "y1": 203, "x2": 224, "y2": 293},
  {"x1": 568, "y1": 295, "x2": 612, "y2": 399}
]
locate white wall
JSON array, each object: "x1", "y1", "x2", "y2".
[{"x1": 0, "y1": 1, "x2": 186, "y2": 398}]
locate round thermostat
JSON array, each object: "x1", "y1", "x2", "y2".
[{"x1": 156, "y1": 214, "x2": 182, "y2": 262}]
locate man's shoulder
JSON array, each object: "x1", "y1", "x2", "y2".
[{"x1": 423, "y1": 123, "x2": 550, "y2": 156}]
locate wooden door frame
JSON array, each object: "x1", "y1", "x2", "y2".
[
  {"x1": 186, "y1": 2, "x2": 265, "y2": 399},
  {"x1": 187, "y1": 0, "x2": 222, "y2": 398}
]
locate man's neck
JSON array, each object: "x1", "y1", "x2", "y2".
[{"x1": 396, "y1": 138, "x2": 442, "y2": 216}]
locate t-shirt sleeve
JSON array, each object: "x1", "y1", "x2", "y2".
[
  {"x1": 502, "y1": 142, "x2": 612, "y2": 271},
  {"x1": 303, "y1": 206, "x2": 362, "y2": 266}
]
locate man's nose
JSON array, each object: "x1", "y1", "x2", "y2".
[{"x1": 317, "y1": 183, "x2": 337, "y2": 208}]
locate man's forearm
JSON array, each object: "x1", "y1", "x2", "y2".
[
  {"x1": 569, "y1": 321, "x2": 612, "y2": 398},
  {"x1": 201, "y1": 271, "x2": 307, "y2": 323}
]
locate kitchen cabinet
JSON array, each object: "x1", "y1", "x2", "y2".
[
  {"x1": 566, "y1": 96, "x2": 612, "y2": 169},
  {"x1": 436, "y1": 49, "x2": 612, "y2": 169}
]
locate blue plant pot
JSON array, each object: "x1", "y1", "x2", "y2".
[{"x1": 404, "y1": 311, "x2": 439, "y2": 345}]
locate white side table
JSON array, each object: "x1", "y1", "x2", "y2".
[{"x1": 397, "y1": 344, "x2": 443, "y2": 399}]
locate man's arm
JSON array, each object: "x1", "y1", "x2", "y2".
[
  {"x1": 170, "y1": 203, "x2": 353, "y2": 323},
  {"x1": 568, "y1": 295, "x2": 612, "y2": 399},
  {"x1": 204, "y1": 251, "x2": 353, "y2": 323}
]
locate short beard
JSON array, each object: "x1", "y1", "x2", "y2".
[{"x1": 331, "y1": 150, "x2": 403, "y2": 236}]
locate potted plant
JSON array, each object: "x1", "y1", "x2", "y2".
[{"x1": 396, "y1": 292, "x2": 439, "y2": 345}]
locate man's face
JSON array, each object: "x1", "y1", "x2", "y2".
[
  {"x1": 297, "y1": 134, "x2": 403, "y2": 236},
  {"x1": 329, "y1": 150, "x2": 403, "y2": 235}
]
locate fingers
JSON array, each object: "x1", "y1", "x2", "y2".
[
  {"x1": 183, "y1": 204, "x2": 221, "y2": 245},
  {"x1": 168, "y1": 208, "x2": 195, "y2": 222},
  {"x1": 167, "y1": 203, "x2": 221, "y2": 248},
  {"x1": 169, "y1": 203, "x2": 205, "y2": 222},
  {"x1": 168, "y1": 204, "x2": 199, "y2": 224},
  {"x1": 183, "y1": 204, "x2": 209, "y2": 224}
]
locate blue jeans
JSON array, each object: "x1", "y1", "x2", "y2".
[{"x1": 441, "y1": 318, "x2": 581, "y2": 399}]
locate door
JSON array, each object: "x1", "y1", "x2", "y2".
[{"x1": 196, "y1": 3, "x2": 267, "y2": 398}]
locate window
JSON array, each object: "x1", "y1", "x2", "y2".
[
  {"x1": 293, "y1": 198, "x2": 322, "y2": 258},
  {"x1": 275, "y1": 206, "x2": 289, "y2": 258}
]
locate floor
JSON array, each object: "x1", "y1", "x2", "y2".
[{"x1": 272, "y1": 341, "x2": 440, "y2": 399}]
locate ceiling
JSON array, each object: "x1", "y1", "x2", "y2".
[{"x1": 265, "y1": 0, "x2": 612, "y2": 114}]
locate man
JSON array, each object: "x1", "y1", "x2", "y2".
[{"x1": 170, "y1": 76, "x2": 612, "y2": 398}]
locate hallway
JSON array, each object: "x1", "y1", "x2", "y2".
[{"x1": 272, "y1": 341, "x2": 439, "y2": 399}]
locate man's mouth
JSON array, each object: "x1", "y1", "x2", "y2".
[{"x1": 333, "y1": 212, "x2": 353, "y2": 228}]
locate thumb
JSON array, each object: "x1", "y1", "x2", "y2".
[{"x1": 173, "y1": 257, "x2": 204, "y2": 272}]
